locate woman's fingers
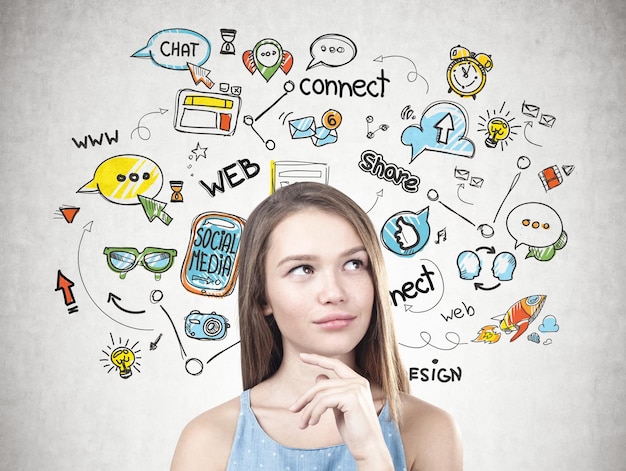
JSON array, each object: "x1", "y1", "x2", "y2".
[
  {"x1": 289, "y1": 360, "x2": 369, "y2": 414},
  {"x1": 289, "y1": 377, "x2": 354, "y2": 412},
  {"x1": 289, "y1": 354, "x2": 392, "y2": 464},
  {"x1": 295, "y1": 383, "x2": 356, "y2": 428},
  {"x1": 298, "y1": 352, "x2": 361, "y2": 379},
  {"x1": 290, "y1": 354, "x2": 374, "y2": 429}
]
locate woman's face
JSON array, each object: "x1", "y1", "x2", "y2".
[{"x1": 262, "y1": 208, "x2": 374, "y2": 360}]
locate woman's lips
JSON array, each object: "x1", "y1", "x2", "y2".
[{"x1": 314, "y1": 314, "x2": 356, "y2": 330}]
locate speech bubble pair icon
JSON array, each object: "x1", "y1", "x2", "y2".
[
  {"x1": 242, "y1": 34, "x2": 357, "y2": 81},
  {"x1": 506, "y1": 202, "x2": 567, "y2": 261}
]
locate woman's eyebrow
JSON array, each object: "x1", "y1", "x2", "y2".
[
  {"x1": 342, "y1": 246, "x2": 367, "y2": 257},
  {"x1": 276, "y1": 246, "x2": 367, "y2": 268},
  {"x1": 276, "y1": 254, "x2": 316, "y2": 267}
]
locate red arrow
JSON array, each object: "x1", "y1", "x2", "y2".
[{"x1": 55, "y1": 270, "x2": 76, "y2": 305}]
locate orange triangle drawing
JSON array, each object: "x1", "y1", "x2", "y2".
[{"x1": 60, "y1": 207, "x2": 80, "y2": 223}]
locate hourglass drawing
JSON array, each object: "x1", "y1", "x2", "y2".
[
  {"x1": 170, "y1": 180, "x2": 184, "y2": 202},
  {"x1": 220, "y1": 29, "x2": 237, "y2": 55}
]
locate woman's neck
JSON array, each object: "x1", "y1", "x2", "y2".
[{"x1": 255, "y1": 348, "x2": 357, "y2": 405}]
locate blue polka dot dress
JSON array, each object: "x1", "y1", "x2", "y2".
[{"x1": 226, "y1": 390, "x2": 408, "y2": 470}]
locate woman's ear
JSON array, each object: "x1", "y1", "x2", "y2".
[{"x1": 261, "y1": 302, "x2": 273, "y2": 316}]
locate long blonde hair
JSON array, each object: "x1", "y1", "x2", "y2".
[{"x1": 237, "y1": 182, "x2": 409, "y2": 419}]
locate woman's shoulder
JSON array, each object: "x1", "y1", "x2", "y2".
[
  {"x1": 398, "y1": 392, "x2": 459, "y2": 431},
  {"x1": 398, "y1": 393, "x2": 463, "y2": 471},
  {"x1": 183, "y1": 394, "x2": 242, "y2": 438},
  {"x1": 170, "y1": 395, "x2": 242, "y2": 471}
]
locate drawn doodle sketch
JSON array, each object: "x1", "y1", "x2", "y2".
[{"x1": 1, "y1": 1, "x2": 624, "y2": 471}]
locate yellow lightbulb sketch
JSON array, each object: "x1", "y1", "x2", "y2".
[
  {"x1": 477, "y1": 102, "x2": 521, "y2": 151},
  {"x1": 110, "y1": 347, "x2": 136, "y2": 379},
  {"x1": 485, "y1": 117, "x2": 510, "y2": 148},
  {"x1": 101, "y1": 333, "x2": 142, "y2": 379}
]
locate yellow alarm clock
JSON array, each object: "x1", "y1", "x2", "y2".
[{"x1": 446, "y1": 45, "x2": 493, "y2": 99}]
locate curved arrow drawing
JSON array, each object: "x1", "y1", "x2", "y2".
[
  {"x1": 365, "y1": 189, "x2": 384, "y2": 213},
  {"x1": 456, "y1": 184, "x2": 473, "y2": 205},
  {"x1": 107, "y1": 293, "x2": 146, "y2": 314},
  {"x1": 404, "y1": 304, "x2": 427, "y2": 314},
  {"x1": 131, "y1": 108, "x2": 168, "y2": 140},
  {"x1": 474, "y1": 282, "x2": 501, "y2": 291},
  {"x1": 523, "y1": 121, "x2": 542, "y2": 147},
  {"x1": 373, "y1": 55, "x2": 429, "y2": 93}
]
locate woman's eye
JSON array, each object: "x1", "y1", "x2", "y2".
[
  {"x1": 345, "y1": 259, "x2": 365, "y2": 271},
  {"x1": 290, "y1": 265, "x2": 314, "y2": 276}
]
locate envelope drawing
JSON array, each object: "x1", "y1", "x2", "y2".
[
  {"x1": 454, "y1": 167, "x2": 470, "y2": 181},
  {"x1": 470, "y1": 176, "x2": 484, "y2": 188},
  {"x1": 289, "y1": 117, "x2": 316, "y2": 139},
  {"x1": 521, "y1": 101, "x2": 540, "y2": 118},
  {"x1": 312, "y1": 126, "x2": 337, "y2": 147},
  {"x1": 539, "y1": 114, "x2": 556, "y2": 128}
]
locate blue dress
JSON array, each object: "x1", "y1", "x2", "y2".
[{"x1": 227, "y1": 389, "x2": 408, "y2": 470}]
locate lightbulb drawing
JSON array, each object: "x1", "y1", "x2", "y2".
[
  {"x1": 485, "y1": 117, "x2": 510, "y2": 148},
  {"x1": 100, "y1": 333, "x2": 141, "y2": 379},
  {"x1": 111, "y1": 347, "x2": 135, "y2": 378},
  {"x1": 477, "y1": 102, "x2": 520, "y2": 150}
]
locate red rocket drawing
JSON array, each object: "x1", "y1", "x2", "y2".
[{"x1": 492, "y1": 295, "x2": 546, "y2": 342}]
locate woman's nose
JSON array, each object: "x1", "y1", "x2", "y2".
[{"x1": 318, "y1": 271, "x2": 346, "y2": 304}]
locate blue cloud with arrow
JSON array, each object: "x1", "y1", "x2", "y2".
[{"x1": 401, "y1": 101, "x2": 475, "y2": 162}]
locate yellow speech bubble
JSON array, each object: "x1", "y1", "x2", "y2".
[{"x1": 77, "y1": 154, "x2": 163, "y2": 205}]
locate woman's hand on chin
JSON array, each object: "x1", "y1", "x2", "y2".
[{"x1": 289, "y1": 353, "x2": 394, "y2": 470}]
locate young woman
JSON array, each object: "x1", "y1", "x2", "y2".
[{"x1": 171, "y1": 182, "x2": 463, "y2": 470}]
